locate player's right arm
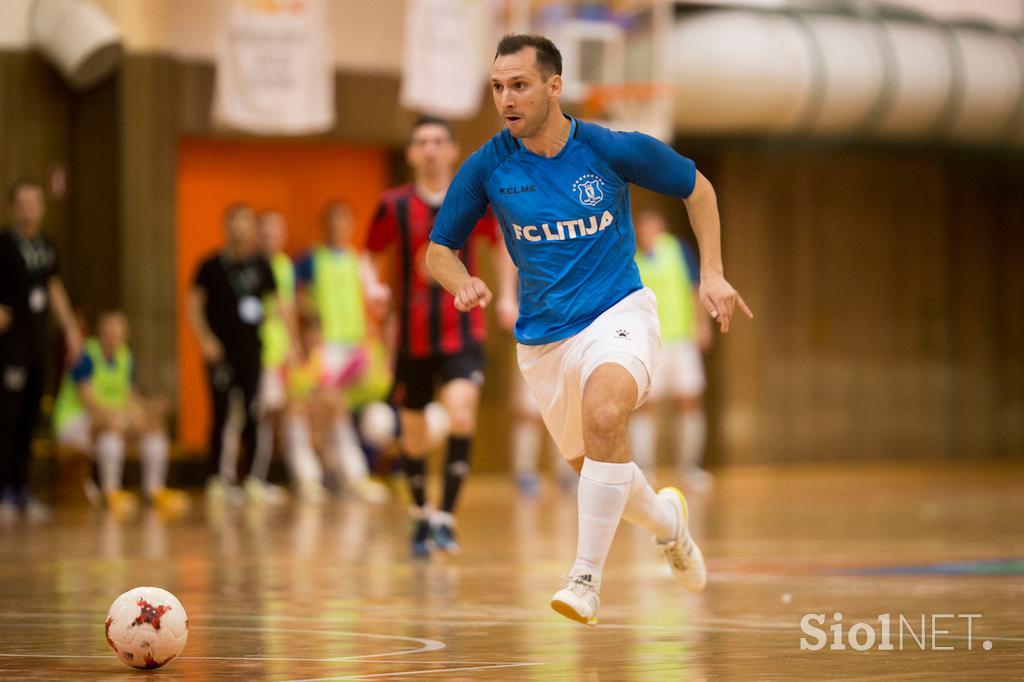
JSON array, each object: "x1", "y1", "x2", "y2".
[
  {"x1": 187, "y1": 265, "x2": 223, "y2": 363},
  {"x1": 427, "y1": 148, "x2": 495, "y2": 311}
]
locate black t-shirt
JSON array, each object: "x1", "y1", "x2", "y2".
[
  {"x1": 0, "y1": 226, "x2": 59, "y2": 359},
  {"x1": 193, "y1": 252, "x2": 276, "y2": 360}
]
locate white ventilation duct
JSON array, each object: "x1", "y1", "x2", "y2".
[
  {"x1": 672, "y1": 9, "x2": 1024, "y2": 145},
  {"x1": 30, "y1": 0, "x2": 121, "y2": 90}
]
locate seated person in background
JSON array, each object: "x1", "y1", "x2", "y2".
[
  {"x1": 286, "y1": 315, "x2": 389, "y2": 504},
  {"x1": 52, "y1": 311, "x2": 189, "y2": 515}
]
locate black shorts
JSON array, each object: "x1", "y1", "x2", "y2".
[{"x1": 391, "y1": 347, "x2": 485, "y2": 410}]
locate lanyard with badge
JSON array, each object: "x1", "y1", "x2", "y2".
[
  {"x1": 11, "y1": 230, "x2": 50, "y2": 314},
  {"x1": 223, "y1": 253, "x2": 265, "y2": 325}
]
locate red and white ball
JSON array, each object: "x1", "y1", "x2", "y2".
[{"x1": 105, "y1": 587, "x2": 188, "y2": 669}]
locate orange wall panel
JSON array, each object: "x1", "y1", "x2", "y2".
[{"x1": 175, "y1": 138, "x2": 390, "y2": 453}]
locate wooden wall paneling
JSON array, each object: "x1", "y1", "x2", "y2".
[
  {"x1": 714, "y1": 148, "x2": 773, "y2": 464},
  {"x1": 69, "y1": 74, "x2": 121, "y2": 327},
  {"x1": 118, "y1": 56, "x2": 180, "y2": 398}
]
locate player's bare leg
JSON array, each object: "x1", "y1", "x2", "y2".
[
  {"x1": 435, "y1": 378, "x2": 480, "y2": 552},
  {"x1": 676, "y1": 394, "x2": 711, "y2": 491},
  {"x1": 552, "y1": 363, "x2": 706, "y2": 626}
]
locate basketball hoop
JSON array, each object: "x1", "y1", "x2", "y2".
[{"x1": 581, "y1": 81, "x2": 676, "y2": 141}]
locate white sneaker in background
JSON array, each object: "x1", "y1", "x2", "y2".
[{"x1": 206, "y1": 476, "x2": 244, "y2": 506}]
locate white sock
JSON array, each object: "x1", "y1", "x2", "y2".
[
  {"x1": 285, "y1": 417, "x2": 322, "y2": 486},
  {"x1": 95, "y1": 431, "x2": 125, "y2": 493},
  {"x1": 512, "y1": 420, "x2": 541, "y2": 477},
  {"x1": 571, "y1": 458, "x2": 633, "y2": 583},
  {"x1": 679, "y1": 411, "x2": 707, "y2": 471},
  {"x1": 621, "y1": 461, "x2": 678, "y2": 543},
  {"x1": 139, "y1": 432, "x2": 169, "y2": 496},
  {"x1": 628, "y1": 411, "x2": 657, "y2": 474},
  {"x1": 333, "y1": 418, "x2": 369, "y2": 485},
  {"x1": 250, "y1": 419, "x2": 275, "y2": 482}
]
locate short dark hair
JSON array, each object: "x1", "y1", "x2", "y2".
[
  {"x1": 409, "y1": 115, "x2": 456, "y2": 143},
  {"x1": 8, "y1": 178, "x2": 44, "y2": 203},
  {"x1": 495, "y1": 34, "x2": 562, "y2": 79}
]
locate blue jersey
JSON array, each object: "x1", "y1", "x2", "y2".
[{"x1": 431, "y1": 115, "x2": 697, "y2": 345}]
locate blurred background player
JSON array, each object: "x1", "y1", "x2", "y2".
[
  {"x1": 248, "y1": 209, "x2": 296, "y2": 503},
  {"x1": 52, "y1": 311, "x2": 189, "y2": 515},
  {"x1": 187, "y1": 203, "x2": 292, "y2": 504},
  {"x1": 363, "y1": 115, "x2": 515, "y2": 556},
  {"x1": 0, "y1": 179, "x2": 82, "y2": 521},
  {"x1": 498, "y1": 291, "x2": 574, "y2": 497},
  {"x1": 632, "y1": 210, "x2": 713, "y2": 490},
  {"x1": 296, "y1": 202, "x2": 389, "y2": 503},
  {"x1": 281, "y1": 315, "x2": 331, "y2": 504}
]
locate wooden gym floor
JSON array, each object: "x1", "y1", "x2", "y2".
[{"x1": 0, "y1": 460, "x2": 1021, "y2": 680}]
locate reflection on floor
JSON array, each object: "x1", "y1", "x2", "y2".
[{"x1": 1, "y1": 460, "x2": 1022, "y2": 680}]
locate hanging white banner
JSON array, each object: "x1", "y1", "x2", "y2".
[
  {"x1": 212, "y1": 0, "x2": 334, "y2": 135},
  {"x1": 400, "y1": 0, "x2": 488, "y2": 120}
]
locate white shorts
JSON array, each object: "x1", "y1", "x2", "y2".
[
  {"x1": 57, "y1": 414, "x2": 92, "y2": 451},
  {"x1": 517, "y1": 288, "x2": 661, "y2": 461},
  {"x1": 260, "y1": 366, "x2": 288, "y2": 412},
  {"x1": 649, "y1": 340, "x2": 706, "y2": 400},
  {"x1": 514, "y1": 371, "x2": 541, "y2": 418}
]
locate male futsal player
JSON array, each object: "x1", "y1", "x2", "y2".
[
  {"x1": 427, "y1": 35, "x2": 752, "y2": 624},
  {"x1": 363, "y1": 116, "x2": 514, "y2": 556}
]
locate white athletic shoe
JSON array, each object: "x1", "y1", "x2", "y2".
[
  {"x1": 206, "y1": 476, "x2": 244, "y2": 506},
  {"x1": 243, "y1": 477, "x2": 289, "y2": 506},
  {"x1": 550, "y1": 573, "x2": 600, "y2": 626},
  {"x1": 656, "y1": 487, "x2": 707, "y2": 592},
  {"x1": 351, "y1": 478, "x2": 390, "y2": 504},
  {"x1": 297, "y1": 482, "x2": 328, "y2": 505}
]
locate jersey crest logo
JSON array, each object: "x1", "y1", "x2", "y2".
[{"x1": 573, "y1": 174, "x2": 605, "y2": 207}]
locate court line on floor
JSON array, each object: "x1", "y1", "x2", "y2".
[
  {"x1": 0, "y1": 623, "x2": 446, "y2": 663},
  {"x1": 285, "y1": 662, "x2": 545, "y2": 681},
  {"x1": 2, "y1": 613, "x2": 1021, "y2": 646}
]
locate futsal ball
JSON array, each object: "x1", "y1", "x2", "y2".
[{"x1": 105, "y1": 586, "x2": 188, "y2": 669}]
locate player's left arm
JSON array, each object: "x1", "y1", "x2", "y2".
[
  {"x1": 47, "y1": 275, "x2": 83, "y2": 361},
  {"x1": 600, "y1": 127, "x2": 753, "y2": 333},
  {"x1": 683, "y1": 171, "x2": 753, "y2": 333}
]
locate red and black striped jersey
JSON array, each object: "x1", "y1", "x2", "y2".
[{"x1": 366, "y1": 184, "x2": 498, "y2": 359}]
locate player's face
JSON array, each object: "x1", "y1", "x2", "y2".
[
  {"x1": 636, "y1": 214, "x2": 666, "y2": 251},
  {"x1": 227, "y1": 207, "x2": 258, "y2": 255},
  {"x1": 259, "y1": 213, "x2": 287, "y2": 253},
  {"x1": 324, "y1": 205, "x2": 353, "y2": 247},
  {"x1": 11, "y1": 186, "x2": 45, "y2": 234},
  {"x1": 99, "y1": 315, "x2": 128, "y2": 351},
  {"x1": 406, "y1": 125, "x2": 458, "y2": 176},
  {"x1": 491, "y1": 47, "x2": 560, "y2": 139},
  {"x1": 301, "y1": 323, "x2": 322, "y2": 353}
]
